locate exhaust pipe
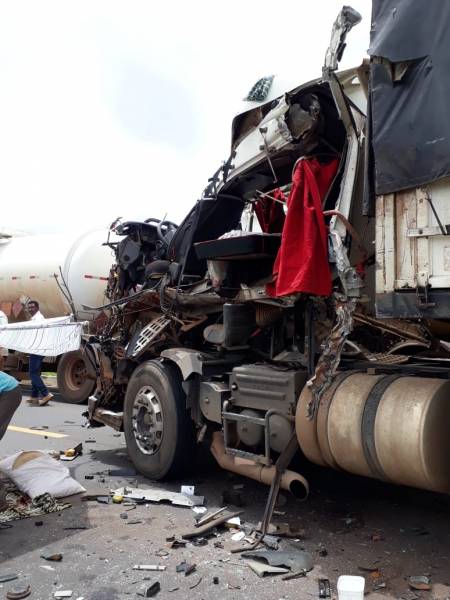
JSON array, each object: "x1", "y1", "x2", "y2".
[{"x1": 211, "y1": 431, "x2": 309, "y2": 500}]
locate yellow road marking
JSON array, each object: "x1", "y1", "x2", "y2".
[{"x1": 7, "y1": 425, "x2": 67, "y2": 438}]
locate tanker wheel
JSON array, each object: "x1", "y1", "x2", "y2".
[
  {"x1": 123, "y1": 360, "x2": 195, "y2": 480},
  {"x1": 57, "y1": 350, "x2": 95, "y2": 404}
]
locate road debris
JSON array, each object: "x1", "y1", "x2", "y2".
[
  {"x1": 40, "y1": 565, "x2": 56, "y2": 571},
  {"x1": 192, "y1": 506, "x2": 207, "y2": 515},
  {"x1": 166, "y1": 538, "x2": 186, "y2": 549},
  {"x1": 194, "y1": 507, "x2": 227, "y2": 527},
  {"x1": 41, "y1": 553, "x2": 63, "y2": 562},
  {"x1": 213, "y1": 577, "x2": 219, "y2": 585},
  {"x1": 53, "y1": 592, "x2": 73, "y2": 598},
  {"x1": 282, "y1": 569, "x2": 307, "y2": 581},
  {"x1": 182, "y1": 510, "x2": 244, "y2": 539},
  {"x1": 176, "y1": 561, "x2": 196, "y2": 576},
  {"x1": 192, "y1": 537, "x2": 208, "y2": 547},
  {"x1": 244, "y1": 559, "x2": 289, "y2": 578},
  {"x1": 180, "y1": 485, "x2": 195, "y2": 495},
  {"x1": 6, "y1": 586, "x2": 31, "y2": 600},
  {"x1": 231, "y1": 531, "x2": 245, "y2": 542},
  {"x1": 241, "y1": 549, "x2": 314, "y2": 573},
  {"x1": 139, "y1": 582, "x2": 160, "y2": 597},
  {"x1": 225, "y1": 516, "x2": 241, "y2": 529},
  {"x1": 337, "y1": 576, "x2": 365, "y2": 600},
  {"x1": 60, "y1": 443, "x2": 83, "y2": 461},
  {"x1": 113, "y1": 486, "x2": 204, "y2": 508},
  {"x1": 0, "y1": 574, "x2": 18, "y2": 583},
  {"x1": 188, "y1": 576, "x2": 202, "y2": 589},
  {"x1": 408, "y1": 575, "x2": 431, "y2": 591},
  {"x1": 319, "y1": 578, "x2": 331, "y2": 598},
  {"x1": 133, "y1": 565, "x2": 166, "y2": 572}
]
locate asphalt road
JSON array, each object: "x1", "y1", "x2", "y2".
[{"x1": 0, "y1": 385, "x2": 449, "y2": 600}]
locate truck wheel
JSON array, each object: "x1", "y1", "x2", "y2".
[
  {"x1": 123, "y1": 360, "x2": 195, "y2": 480},
  {"x1": 57, "y1": 350, "x2": 95, "y2": 404}
]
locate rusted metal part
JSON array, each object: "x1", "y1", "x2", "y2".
[
  {"x1": 307, "y1": 298, "x2": 356, "y2": 419},
  {"x1": 353, "y1": 312, "x2": 430, "y2": 344},
  {"x1": 91, "y1": 407, "x2": 123, "y2": 430}
]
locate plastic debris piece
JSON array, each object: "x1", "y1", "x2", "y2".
[
  {"x1": 319, "y1": 578, "x2": 331, "y2": 598},
  {"x1": 133, "y1": 565, "x2": 166, "y2": 571},
  {"x1": 54, "y1": 592, "x2": 73, "y2": 598},
  {"x1": 192, "y1": 506, "x2": 207, "y2": 514},
  {"x1": 180, "y1": 485, "x2": 195, "y2": 495},
  {"x1": 6, "y1": 586, "x2": 31, "y2": 600},
  {"x1": 225, "y1": 516, "x2": 241, "y2": 529},
  {"x1": 168, "y1": 588, "x2": 179, "y2": 593},
  {"x1": 84, "y1": 475, "x2": 94, "y2": 480},
  {"x1": 231, "y1": 531, "x2": 245, "y2": 542},
  {"x1": 40, "y1": 566, "x2": 56, "y2": 571},
  {"x1": 213, "y1": 577, "x2": 219, "y2": 585},
  {"x1": 244, "y1": 559, "x2": 289, "y2": 578},
  {"x1": 41, "y1": 553, "x2": 63, "y2": 562}
]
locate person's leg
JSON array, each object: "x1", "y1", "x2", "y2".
[
  {"x1": 30, "y1": 355, "x2": 48, "y2": 397},
  {"x1": 0, "y1": 386, "x2": 22, "y2": 510},
  {"x1": 29, "y1": 354, "x2": 41, "y2": 398}
]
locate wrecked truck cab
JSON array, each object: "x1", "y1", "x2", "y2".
[{"x1": 86, "y1": 4, "x2": 450, "y2": 499}]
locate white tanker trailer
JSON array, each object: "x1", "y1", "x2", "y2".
[{"x1": 0, "y1": 229, "x2": 115, "y2": 403}]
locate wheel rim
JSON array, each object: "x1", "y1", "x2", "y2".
[
  {"x1": 66, "y1": 358, "x2": 87, "y2": 391},
  {"x1": 132, "y1": 385, "x2": 164, "y2": 455}
]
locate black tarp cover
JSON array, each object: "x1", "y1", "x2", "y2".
[{"x1": 369, "y1": 0, "x2": 450, "y2": 195}]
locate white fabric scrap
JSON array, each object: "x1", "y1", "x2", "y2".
[{"x1": 0, "y1": 316, "x2": 84, "y2": 356}]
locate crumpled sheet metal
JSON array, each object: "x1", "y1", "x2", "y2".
[
  {"x1": 241, "y1": 549, "x2": 314, "y2": 573},
  {"x1": 113, "y1": 486, "x2": 204, "y2": 508},
  {"x1": 0, "y1": 479, "x2": 71, "y2": 523},
  {"x1": 307, "y1": 299, "x2": 356, "y2": 419}
]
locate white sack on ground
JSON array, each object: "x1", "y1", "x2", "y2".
[
  {"x1": 0, "y1": 451, "x2": 86, "y2": 498},
  {"x1": 0, "y1": 316, "x2": 83, "y2": 356}
]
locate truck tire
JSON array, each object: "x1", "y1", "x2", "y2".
[
  {"x1": 57, "y1": 350, "x2": 95, "y2": 404},
  {"x1": 123, "y1": 360, "x2": 195, "y2": 480}
]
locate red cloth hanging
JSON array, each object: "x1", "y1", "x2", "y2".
[
  {"x1": 267, "y1": 157, "x2": 339, "y2": 298},
  {"x1": 254, "y1": 188, "x2": 286, "y2": 233}
]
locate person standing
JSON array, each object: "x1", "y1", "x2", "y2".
[
  {"x1": 0, "y1": 309, "x2": 8, "y2": 371},
  {"x1": 26, "y1": 300, "x2": 54, "y2": 406},
  {"x1": 0, "y1": 370, "x2": 21, "y2": 510}
]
